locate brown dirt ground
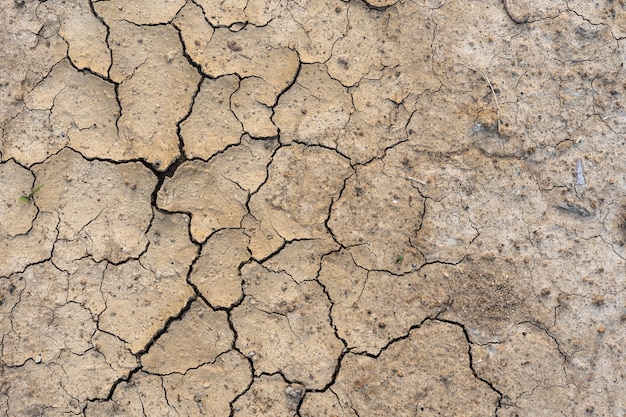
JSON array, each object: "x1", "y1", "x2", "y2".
[{"x1": 1, "y1": 0, "x2": 626, "y2": 415}]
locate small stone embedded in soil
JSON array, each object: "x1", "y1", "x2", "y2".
[
  {"x1": 142, "y1": 300, "x2": 233, "y2": 374},
  {"x1": 232, "y1": 262, "x2": 343, "y2": 389}
]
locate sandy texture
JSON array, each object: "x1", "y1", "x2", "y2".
[{"x1": 1, "y1": 0, "x2": 625, "y2": 415}]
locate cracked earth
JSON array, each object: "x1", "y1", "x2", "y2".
[{"x1": 1, "y1": 0, "x2": 626, "y2": 415}]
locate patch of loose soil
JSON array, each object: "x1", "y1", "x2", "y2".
[{"x1": 1, "y1": 0, "x2": 625, "y2": 416}]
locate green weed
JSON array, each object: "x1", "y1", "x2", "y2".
[{"x1": 19, "y1": 183, "x2": 44, "y2": 203}]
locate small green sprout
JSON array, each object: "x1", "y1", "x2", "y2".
[
  {"x1": 396, "y1": 255, "x2": 404, "y2": 263},
  {"x1": 19, "y1": 183, "x2": 44, "y2": 203}
]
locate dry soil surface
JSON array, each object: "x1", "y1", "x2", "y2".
[{"x1": 1, "y1": 0, "x2": 626, "y2": 415}]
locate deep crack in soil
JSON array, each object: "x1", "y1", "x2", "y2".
[{"x1": 1, "y1": 0, "x2": 626, "y2": 416}]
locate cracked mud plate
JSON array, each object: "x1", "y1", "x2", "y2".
[{"x1": 1, "y1": 0, "x2": 625, "y2": 416}]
